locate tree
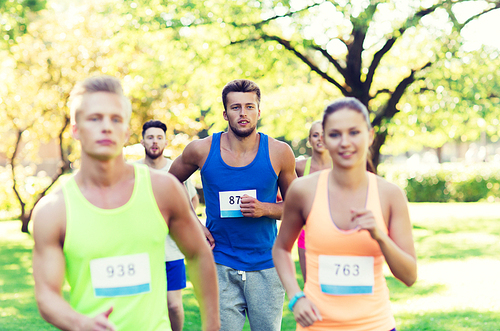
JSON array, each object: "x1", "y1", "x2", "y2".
[
  {"x1": 0, "y1": 1, "x2": 209, "y2": 231},
  {"x1": 131, "y1": 0, "x2": 500, "y2": 167},
  {"x1": 226, "y1": 0, "x2": 500, "y2": 167},
  {"x1": 113, "y1": 0, "x2": 341, "y2": 156},
  {"x1": 385, "y1": 46, "x2": 500, "y2": 160},
  {"x1": 0, "y1": 0, "x2": 46, "y2": 46}
]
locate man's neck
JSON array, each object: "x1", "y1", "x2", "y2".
[
  {"x1": 223, "y1": 130, "x2": 260, "y2": 154},
  {"x1": 143, "y1": 155, "x2": 168, "y2": 170},
  {"x1": 76, "y1": 153, "x2": 130, "y2": 188}
]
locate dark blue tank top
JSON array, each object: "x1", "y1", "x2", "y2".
[{"x1": 201, "y1": 132, "x2": 278, "y2": 271}]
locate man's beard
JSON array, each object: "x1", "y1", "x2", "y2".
[
  {"x1": 228, "y1": 120, "x2": 256, "y2": 138},
  {"x1": 145, "y1": 147, "x2": 163, "y2": 160}
]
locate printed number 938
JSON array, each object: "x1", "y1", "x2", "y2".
[{"x1": 106, "y1": 264, "x2": 136, "y2": 278}]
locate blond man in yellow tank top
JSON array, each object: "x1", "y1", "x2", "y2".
[{"x1": 31, "y1": 76, "x2": 220, "y2": 331}]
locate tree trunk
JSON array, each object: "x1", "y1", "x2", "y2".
[
  {"x1": 436, "y1": 146, "x2": 443, "y2": 163},
  {"x1": 21, "y1": 214, "x2": 30, "y2": 233},
  {"x1": 371, "y1": 131, "x2": 388, "y2": 171}
]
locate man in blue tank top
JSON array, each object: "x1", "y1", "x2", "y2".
[{"x1": 170, "y1": 79, "x2": 297, "y2": 331}]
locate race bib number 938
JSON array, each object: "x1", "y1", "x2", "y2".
[{"x1": 89, "y1": 253, "x2": 151, "y2": 297}]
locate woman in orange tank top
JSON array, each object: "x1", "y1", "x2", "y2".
[{"x1": 273, "y1": 97, "x2": 417, "y2": 330}]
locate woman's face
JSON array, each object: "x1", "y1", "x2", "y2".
[
  {"x1": 309, "y1": 122, "x2": 326, "y2": 154},
  {"x1": 322, "y1": 108, "x2": 374, "y2": 170}
]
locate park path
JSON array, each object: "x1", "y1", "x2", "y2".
[
  {"x1": 394, "y1": 202, "x2": 500, "y2": 314},
  {"x1": 408, "y1": 202, "x2": 500, "y2": 221},
  {"x1": 392, "y1": 258, "x2": 500, "y2": 313}
]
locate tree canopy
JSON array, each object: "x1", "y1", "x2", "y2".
[
  {"x1": 0, "y1": 0, "x2": 46, "y2": 44},
  {"x1": 1, "y1": 0, "x2": 500, "y2": 232}
]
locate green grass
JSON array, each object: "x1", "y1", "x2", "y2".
[{"x1": 1, "y1": 202, "x2": 500, "y2": 330}]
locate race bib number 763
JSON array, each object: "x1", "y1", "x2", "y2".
[{"x1": 318, "y1": 255, "x2": 374, "y2": 296}]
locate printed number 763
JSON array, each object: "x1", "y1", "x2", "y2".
[{"x1": 334, "y1": 264, "x2": 360, "y2": 276}]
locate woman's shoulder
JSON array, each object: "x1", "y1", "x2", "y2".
[
  {"x1": 374, "y1": 173, "x2": 408, "y2": 212},
  {"x1": 291, "y1": 170, "x2": 323, "y2": 193},
  {"x1": 295, "y1": 157, "x2": 308, "y2": 176},
  {"x1": 286, "y1": 171, "x2": 323, "y2": 213},
  {"x1": 374, "y1": 173, "x2": 405, "y2": 195}
]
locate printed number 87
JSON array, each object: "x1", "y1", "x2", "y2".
[{"x1": 229, "y1": 196, "x2": 241, "y2": 205}]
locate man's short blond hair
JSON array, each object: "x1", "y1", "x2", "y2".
[{"x1": 69, "y1": 75, "x2": 132, "y2": 124}]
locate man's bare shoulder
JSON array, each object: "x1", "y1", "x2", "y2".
[
  {"x1": 149, "y1": 169, "x2": 192, "y2": 220},
  {"x1": 149, "y1": 167, "x2": 178, "y2": 184},
  {"x1": 33, "y1": 187, "x2": 65, "y2": 220},
  {"x1": 187, "y1": 136, "x2": 212, "y2": 153},
  {"x1": 32, "y1": 187, "x2": 66, "y2": 242},
  {"x1": 268, "y1": 136, "x2": 294, "y2": 157},
  {"x1": 182, "y1": 136, "x2": 213, "y2": 161},
  {"x1": 149, "y1": 169, "x2": 186, "y2": 199}
]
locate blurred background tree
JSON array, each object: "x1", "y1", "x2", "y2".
[
  {"x1": 1, "y1": 0, "x2": 499, "y2": 231},
  {"x1": 0, "y1": 0, "x2": 46, "y2": 45}
]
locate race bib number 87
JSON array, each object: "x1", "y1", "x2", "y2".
[
  {"x1": 89, "y1": 253, "x2": 151, "y2": 297},
  {"x1": 219, "y1": 190, "x2": 257, "y2": 218},
  {"x1": 318, "y1": 255, "x2": 374, "y2": 295}
]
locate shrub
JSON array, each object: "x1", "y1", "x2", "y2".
[{"x1": 378, "y1": 162, "x2": 500, "y2": 203}]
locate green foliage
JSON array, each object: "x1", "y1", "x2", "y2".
[
  {"x1": 379, "y1": 162, "x2": 500, "y2": 202},
  {"x1": 385, "y1": 49, "x2": 500, "y2": 156},
  {"x1": 406, "y1": 175, "x2": 450, "y2": 203},
  {"x1": 0, "y1": 0, "x2": 213, "y2": 225},
  {"x1": 3, "y1": 0, "x2": 500, "y2": 227},
  {"x1": 0, "y1": 0, "x2": 46, "y2": 45},
  {"x1": 395, "y1": 310, "x2": 500, "y2": 331}
]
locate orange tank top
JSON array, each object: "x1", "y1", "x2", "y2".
[{"x1": 298, "y1": 170, "x2": 395, "y2": 331}]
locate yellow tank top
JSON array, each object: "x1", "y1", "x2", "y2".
[
  {"x1": 304, "y1": 157, "x2": 312, "y2": 176},
  {"x1": 62, "y1": 164, "x2": 170, "y2": 330},
  {"x1": 299, "y1": 170, "x2": 395, "y2": 331}
]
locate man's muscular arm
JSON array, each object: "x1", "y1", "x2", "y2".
[
  {"x1": 169, "y1": 138, "x2": 215, "y2": 246},
  {"x1": 32, "y1": 191, "x2": 116, "y2": 331},
  {"x1": 169, "y1": 138, "x2": 210, "y2": 182},
  {"x1": 153, "y1": 173, "x2": 220, "y2": 331}
]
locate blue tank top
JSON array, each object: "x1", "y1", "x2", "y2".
[{"x1": 201, "y1": 132, "x2": 278, "y2": 271}]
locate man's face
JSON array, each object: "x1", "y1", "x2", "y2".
[
  {"x1": 72, "y1": 92, "x2": 130, "y2": 161},
  {"x1": 141, "y1": 127, "x2": 166, "y2": 160},
  {"x1": 223, "y1": 92, "x2": 260, "y2": 138}
]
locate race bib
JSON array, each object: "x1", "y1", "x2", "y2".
[
  {"x1": 89, "y1": 253, "x2": 151, "y2": 297},
  {"x1": 219, "y1": 189, "x2": 257, "y2": 218},
  {"x1": 318, "y1": 255, "x2": 374, "y2": 295}
]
